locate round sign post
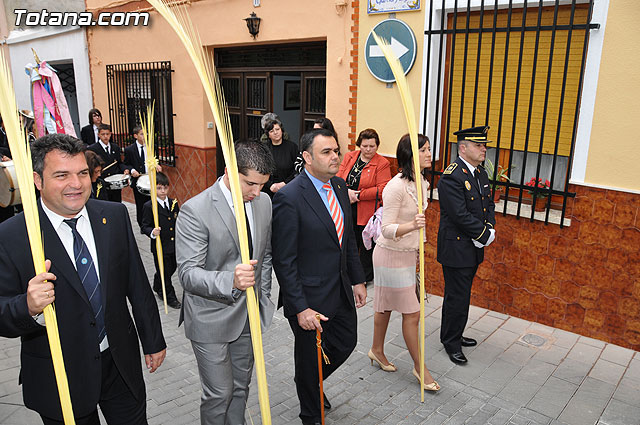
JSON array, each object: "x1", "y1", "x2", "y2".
[{"x1": 365, "y1": 19, "x2": 418, "y2": 83}]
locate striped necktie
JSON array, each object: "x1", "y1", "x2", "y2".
[
  {"x1": 63, "y1": 218, "x2": 106, "y2": 342},
  {"x1": 322, "y1": 183, "x2": 344, "y2": 246}
]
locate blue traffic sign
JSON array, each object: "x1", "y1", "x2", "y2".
[{"x1": 365, "y1": 19, "x2": 417, "y2": 83}]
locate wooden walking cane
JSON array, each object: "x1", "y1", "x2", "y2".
[{"x1": 316, "y1": 314, "x2": 330, "y2": 425}]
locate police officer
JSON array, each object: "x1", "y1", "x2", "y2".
[{"x1": 437, "y1": 125, "x2": 496, "y2": 364}]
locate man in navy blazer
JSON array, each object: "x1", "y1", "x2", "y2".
[
  {"x1": 272, "y1": 128, "x2": 367, "y2": 425},
  {"x1": 0, "y1": 134, "x2": 166, "y2": 424}
]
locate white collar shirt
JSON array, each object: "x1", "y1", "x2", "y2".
[
  {"x1": 39, "y1": 200, "x2": 108, "y2": 350},
  {"x1": 98, "y1": 140, "x2": 110, "y2": 154},
  {"x1": 218, "y1": 177, "x2": 254, "y2": 247},
  {"x1": 92, "y1": 124, "x2": 99, "y2": 144}
]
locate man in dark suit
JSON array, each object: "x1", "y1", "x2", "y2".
[
  {"x1": 140, "y1": 172, "x2": 180, "y2": 309},
  {"x1": 80, "y1": 108, "x2": 102, "y2": 146},
  {"x1": 87, "y1": 123, "x2": 129, "y2": 203},
  {"x1": 272, "y1": 128, "x2": 367, "y2": 425},
  {"x1": 437, "y1": 125, "x2": 496, "y2": 365},
  {"x1": 0, "y1": 134, "x2": 166, "y2": 424},
  {"x1": 124, "y1": 126, "x2": 162, "y2": 228}
]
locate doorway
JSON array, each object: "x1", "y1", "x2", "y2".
[{"x1": 215, "y1": 42, "x2": 327, "y2": 176}]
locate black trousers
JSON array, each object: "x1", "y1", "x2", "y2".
[
  {"x1": 152, "y1": 252, "x2": 178, "y2": 302},
  {"x1": 40, "y1": 349, "x2": 147, "y2": 425},
  {"x1": 288, "y1": 296, "x2": 357, "y2": 422},
  {"x1": 132, "y1": 187, "x2": 150, "y2": 228},
  {"x1": 440, "y1": 265, "x2": 478, "y2": 353},
  {"x1": 353, "y1": 224, "x2": 374, "y2": 282}
]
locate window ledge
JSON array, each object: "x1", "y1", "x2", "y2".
[{"x1": 429, "y1": 188, "x2": 571, "y2": 227}]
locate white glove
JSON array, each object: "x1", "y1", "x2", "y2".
[
  {"x1": 472, "y1": 240, "x2": 483, "y2": 249},
  {"x1": 485, "y1": 229, "x2": 496, "y2": 247}
]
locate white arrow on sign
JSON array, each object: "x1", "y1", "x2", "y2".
[{"x1": 369, "y1": 37, "x2": 410, "y2": 59}]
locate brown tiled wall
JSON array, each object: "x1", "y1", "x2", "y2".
[
  {"x1": 424, "y1": 184, "x2": 640, "y2": 351},
  {"x1": 122, "y1": 144, "x2": 217, "y2": 204}
]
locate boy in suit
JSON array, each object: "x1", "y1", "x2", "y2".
[
  {"x1": 87, "y1": 124, "x2": 129, "y2": 202},
  {"x1": 141, "y1": 172, "x2": 181, "y2": 309},
  {"x1": 124, "y1": 126, "x2": 163, "y2": 228}
]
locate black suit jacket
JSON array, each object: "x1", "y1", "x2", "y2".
[
  {"x1": 123, "y1": 143, "x2": 146, "y2": 176},
  {"x1": 0, "y1": 199, "x2": 166, "y2": 420},
  {"x1": 436, "y1": 157, "x2": 496, "y2": 268},
  {"x1": 141, "y1": 198, "x2": 179, "y2": 255},
  {"x1": 80, "y1": 124, "x2": 97, "y2": 146},
  {"x1": 87, "y1": 142, "x2": 127, "y2": 179},
  {"x1": 272, "y1": 171, "x2": 365, "y2": 319}
]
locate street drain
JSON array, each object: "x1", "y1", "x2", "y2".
[{"x1": 520, "y1": 333, "x2": 547, "y2": 347}]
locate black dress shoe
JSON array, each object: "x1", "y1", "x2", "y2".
[
  {"x1": 168, "y1": 299, "x2": 182, "y2": 309},
  {"x1": 301, "y1": 418, "x2": 321, "y2": 425},
  {"x1": 323, "y1": 393, "x2": 331, "y2": 409},
  {"x1": 448, "y1": 351, "x2": 468, "y2": 364},
  {"x1": 461, "y1": 336, "x2": 477, "y2": 347}
]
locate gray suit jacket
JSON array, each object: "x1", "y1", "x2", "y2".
[{"x1": 175, "y1": 179, "x2": 275, "y2": 343}]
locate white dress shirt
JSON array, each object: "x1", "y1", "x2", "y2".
[
  {"x1": 149, "y1": 197, "x2": 170, "y2": 239},
  {"x1": 219, "y1": 177, "x2": 254, "y2": 248},
  {"x1": 132, "y1": 142, "x2": 147, "y2": 174},
  {"x1": 92, "y1": 124, "x2": 99, "y2": 144},
  {"x1": 98, "y1": 140, "x2": 111, "y2": 155},
  {"x1": 39, "y1": 200, "x2": 109, "y2": 350}
]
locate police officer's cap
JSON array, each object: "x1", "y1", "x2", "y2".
[{"x1": 454, "y1": 125, "x2": 491, "y2": 143}]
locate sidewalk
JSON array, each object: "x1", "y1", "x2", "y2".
[{"x1": 0, "y1": 202, "x2": 638, "y2": 425}]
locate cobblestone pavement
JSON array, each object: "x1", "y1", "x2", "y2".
[{"x1": 1, "y1": 202, "x2": 639, "y2": 425}]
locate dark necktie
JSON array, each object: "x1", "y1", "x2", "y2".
[
  {"x1": 105, "y1": 146, "x2": 110, "y2": 156},
  {"x1": 245, "y1": 212, "x2": 253, "y2": 259},
  {"x1": 473, "y1": 169, "x2": 481, "y2": 190},
  {"x1": 63, "y1": 218, "x2": 106, "y2": 342},
  {"x1": 139, "y1": 146, "x2": 145, "y2": 172}
]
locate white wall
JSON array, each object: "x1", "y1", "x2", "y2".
[{"x1": 6, "y1": 27, "x2": 93, "y2": 133}]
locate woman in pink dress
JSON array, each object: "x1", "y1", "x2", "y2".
[{"x1": 368, "y1": 133, "x2": 439, "y2": 391}]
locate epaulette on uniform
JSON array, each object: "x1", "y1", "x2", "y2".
[{"x1": 443, "y1": 163, "x2": 458, "y2": 175}]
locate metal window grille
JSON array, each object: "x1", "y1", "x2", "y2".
[
  {"x1": 422, "y1": 0, "x2": 599, "y2": 226},
  {"x1": 106, "y1": 61, "x2": 175, "y2": 166}
]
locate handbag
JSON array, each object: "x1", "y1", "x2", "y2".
[{"x1": 362, "y1": 188, "x2": 383, "y2": 250}]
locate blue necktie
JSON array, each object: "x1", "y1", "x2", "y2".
[{"x1": 64, "y1": 218, "x2": 106, "y2": 342}]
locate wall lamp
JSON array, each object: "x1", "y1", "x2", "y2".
[{"x1": 244, "y1": 12, "x2": 261, "y2": 39}]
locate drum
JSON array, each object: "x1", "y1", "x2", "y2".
[
  {"x1": 0, "y1": 161, "x2": 21, "y2": 207},
  {"x1": 104, "y1": 174, "x2": 130, "y2": 190},
  {"x1": 136, "y1": 174, "x2": 151, "y2": 196}
]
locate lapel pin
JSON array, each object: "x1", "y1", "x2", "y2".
[
  {"x1": 465, "y1": 181, "x2": 471, "y2": 191},
  {"x1": 462, "y1": 168, "x2": 468, "y2": 174},
  {"x1": 102, "y1": 218, "x2": 107, "y2": 224}
]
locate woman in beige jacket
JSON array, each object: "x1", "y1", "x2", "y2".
[{"x1": 368, "y1": 134, "x2": 440, "y2": 391}]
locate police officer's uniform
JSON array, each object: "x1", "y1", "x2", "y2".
[{"x1": 437, "y1": 126, "x2": 496, "y2": 363}]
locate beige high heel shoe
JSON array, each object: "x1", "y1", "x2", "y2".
[
  {"x1": 367, "y1": 350, "x2": 397, "y2": 372},
  {"x1": 412, "y1": 368, "x2": 440, "y2": 391}
]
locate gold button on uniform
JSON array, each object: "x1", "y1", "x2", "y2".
[
  {"x1": 171, "y1": 237, "x2": 174, "y2": 241},
  {"x1": 471, "y1": 196, "x2": 474, "y2": 201},
  {"x1": 484, "y1": 208, "x2": 486, "y2": 212},
  {"x1": 170, "y1": 227, "x2": 173, "y2": 231},
  {"x1": 167, "y1": 217, "x2": 171, "y2": 221},
  {"x1": 457, "y1": 236, "x2": 460, "y2": 240}
]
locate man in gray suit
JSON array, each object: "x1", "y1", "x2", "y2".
[{"x1": 175, "y1": 140, "x2": 276, "y2": 425}]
